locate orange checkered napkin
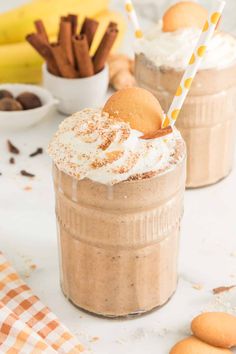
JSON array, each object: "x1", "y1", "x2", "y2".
[
  {"x1": 0, "y1": 301, "x2": 56, "y2": 353},
  {"x1": 0, "y1": 252, "x2": 84, "y2": 353}
]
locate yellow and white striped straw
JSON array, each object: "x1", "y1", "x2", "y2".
[
  {"x1": 125, "y1": 0, "x2": 143, "y2": 39},
  {"x1": 163, "y1": 0, "x2": 226, "y2": 128}
]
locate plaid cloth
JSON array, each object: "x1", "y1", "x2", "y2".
[{"x1": 0, "y1": 252, "x2": 84, "y2": 353}]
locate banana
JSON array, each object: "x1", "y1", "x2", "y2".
[
  {"x1": 0, "y1": 41, "x2": 43, "y2": 83},
  {"x1": 90, "y1": 10, "x2": 127, "y2": 56},
  {"x1": 0, "y1": 0, "x2": 109, "y2": 45},
  {"x1": 0, "y1": 10, "x2": 126, "y2": 84}
]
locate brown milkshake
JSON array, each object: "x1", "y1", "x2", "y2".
[
  {"x1": 134, "y1": 2, "x2": 236, "y2": 188},
  {"x1": 135, "y1": 55, "x2": 236, "y2": 187},
  {"x1": 49, "y1": 88, "x2": 186, "y2": 317}
]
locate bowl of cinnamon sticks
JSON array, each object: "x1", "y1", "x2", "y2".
[{"x1": 27, "y1": 15, "x2": 119, "y2": 115}]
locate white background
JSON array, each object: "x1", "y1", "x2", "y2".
[{"x1": 1, "y1": 1, "x2": 236, "y2": 353}]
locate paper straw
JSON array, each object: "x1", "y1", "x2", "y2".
[
  {"x1": 163, "y1": 0, "x2": 226, "y2": 128},
  {"x1": 125, "y1": 0, "x2": 143, "y2": 39}
]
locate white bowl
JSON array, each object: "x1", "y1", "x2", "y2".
[
  {"x1": 42, "y1": 64, "x2": 109, "y2": 115},
  {"x1": 0, "y1": 84, "x2": 58, "y2": 130}
]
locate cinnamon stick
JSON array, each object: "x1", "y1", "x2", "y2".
[
  {"x1": 50, "y1": 43, "x2": 79, "y2": 78},
  {"x1": 72, "y1": 35, "x2": 94, "y2": 77},
  {"x1": 26, "y1": 33, "x2": 60, "y2": 76},
  {"x1": 58, "y1": 18, "x2": 75, "y2": 67},
  {"x1": 81, "y1": 17, "x2": 99, "y2": 49},
  {"x1": 141, "y1": 126, "x2": 173, "y2": 140},
  {"x1": 68, "y1": 14, "x2": 78, "y2": 35},
  {"x1": 34, "y1": 19, "x2": 49, "y2": 44},
  {"x1": 108, "y1": 21, "x2": 118, "y2": 30},
  {"x1": 93, "y1": 26, "x2": 118, "y2": 73}
]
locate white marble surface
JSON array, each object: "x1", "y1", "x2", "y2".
[{"x1": 1, "y1": 1, "x2": 236, "y2": 353}]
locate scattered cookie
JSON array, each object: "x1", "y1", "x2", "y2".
[
  {"x1": 170, "y1": 336, "x2": 233, "y2": 354},
  {"x1": 191, "y1": 312, "x2": 236, "y2": 349},
  {"x1": 103, "y1": 87, "x2": 164, "y2": 135},
  {"x1": 162, "y1": 1, "x2": 208, "y2": 32}
]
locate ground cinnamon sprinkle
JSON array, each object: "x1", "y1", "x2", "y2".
[
  {"x1": 127, "y1": 170, "x2": 157, "y2": 181},
  {"x1": 98, "y1": 131, "x2": 116, "y2": 150},
  {"x1": 118, "y1": 127, "x2": 130, "y2": 144},
  {"x1": 112, "y1": 152, "x2": 139, "y2": 174},
  {"x1": 91, "y1": 151, "x2": 124, "y2": 169}
]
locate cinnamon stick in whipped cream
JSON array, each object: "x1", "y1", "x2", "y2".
[
  {"x1": 50, "y1": 43, "x2": 79, "y2": 78},
  {"x1": 34, "y1": 19, "x2": 49, "y2": 44},
  {"x1": 58, "y1": 17, "x2": 75, "y2": 67},
  {"x1": 93, "y1": 25, "x2": 118, "y2": 73},
  {"x1": 72, "y1": 34, "x2": 94, "y2": 77},
  {"x1": 141, "y1": 126, "x2": 173, "y2": 140},
  {"x1": 81, "y1": 18, "x2": 99, "y2": 49},
  {"x1": 68, "y1": 14, "x2": 78, "y2": 35},
  {"x1": 26, "y1": 33, "x2": 60, "y2": 76}
]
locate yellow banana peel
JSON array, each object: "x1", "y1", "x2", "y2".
[
  {"x1": 91, "y1": 10, "x2": 126, "y2": 56},
  {"x1": 0, "y1": 41, "x2": 43, "y2": 83}
]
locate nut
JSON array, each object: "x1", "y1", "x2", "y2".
[
  {"x1": 0, "y1": 98, "x2": 23, "y2": 111},
  {"x1": 16, "y1": 92, "x2": 42, "y2": 110},
  {"x1": 0, "y1": 89, "x2": 13, "y2": 100}
]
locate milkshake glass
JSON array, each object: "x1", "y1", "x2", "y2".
[
  {"x1": 135, "y1": 26, "x2": 236, "y2": 187},
  {"x1": 49, "y1": 107, "x2": 186, "y2": 317}
]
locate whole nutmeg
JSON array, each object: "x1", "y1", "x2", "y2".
[
  {"x1": 0, "y1": 98, "x2": 23, "y2": 111},
  {"x1": 16, "y1": 92, "x2": 42, "y2": 110},
  {"x1": 0, "y1": 89, "x2": 13, "y2": 100}
]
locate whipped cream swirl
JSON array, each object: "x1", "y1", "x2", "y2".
[
  {"x1": 135, "y1": 22, "x2": 236, "y2": 70},
  {"x1": 48, "y1": 109, "x2": 184, "y2": 185}
]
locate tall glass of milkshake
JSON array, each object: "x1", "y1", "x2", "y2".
[
  {"x1": 135, "y1": 1, "x2": 236, "y2": 187},
  {"x1": 48, "y1": 87, "x2": 186, "y2": 317}
]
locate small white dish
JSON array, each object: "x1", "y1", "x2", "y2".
[
  {"x1": 0, "y1": 84, "x2": 58, "y2": 130},
  {"x1": 42, "y1": 64, "x2": 109, "y2": 115}
]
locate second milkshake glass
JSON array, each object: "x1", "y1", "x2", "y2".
[
  {"x1": 134, "y1": 1, "x2": 236, "y2": 188},
  {"x1": 135, "y1": 56, "x2": 236, "y2": 187}
]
